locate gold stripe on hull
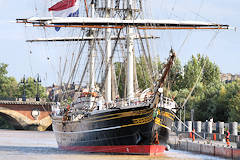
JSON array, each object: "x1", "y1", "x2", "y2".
[
  {"x1": 121, "y1": 114, "x2": 154, "y2": 128},
  {"x1": 89, "y1": 108, "x2": 153, "y2": 123}
]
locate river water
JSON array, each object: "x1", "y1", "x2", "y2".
[{"x1": 0, "y1": 130, "x2": 226, "y2": 160}]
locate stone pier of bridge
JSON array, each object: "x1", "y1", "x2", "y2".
[{"x1": 0, "y1": 101, "x2": 54, "y2": 131}]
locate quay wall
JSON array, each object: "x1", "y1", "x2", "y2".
[
  {"x1": 170, "y1": 121, "x2": 240, "y2": 159},
  {"x1": 171, "y1": 140, "x2": 240, "y2": 159}
]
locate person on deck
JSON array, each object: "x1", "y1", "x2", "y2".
[{"x1": 97, "y1": 97, "x2": 103, "y2": 110}]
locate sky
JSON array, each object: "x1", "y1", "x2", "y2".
[{"x1": 0, "y1": 0, "x2": 240, "y2": 87}]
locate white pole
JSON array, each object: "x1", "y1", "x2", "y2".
[
  {"x1": 127, "y1": 27, "x2": 134, "y2": 99},
  {"x1": 89, "y1": 2, "x2": 95, "y2": 92},
  {"x1": 126, "y1": 0, "x2": 134, "y2": 99},
  {"x1": 105, "y1": 0, "x2": 112, "y2": 103}
]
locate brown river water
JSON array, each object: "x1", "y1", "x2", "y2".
[{"x1": 0, "y1": 130, "x2": 226, "y2": 160}]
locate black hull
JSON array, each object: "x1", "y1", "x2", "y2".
[{"x1": 52, "y1": 105, "x2": 174, "y2": 154}]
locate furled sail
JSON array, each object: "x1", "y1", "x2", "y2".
[{"x1": 17, "y1": 17, "x2": 229, "y2": 30}]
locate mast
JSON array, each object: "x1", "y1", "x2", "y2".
[
  {"x1": 126, "y1": 0, "x2": 135, "y2": 99},
  {"x1": 105, "y1": 0, "x2": 112, "y2": 102},
  {"x1": 89, "y1": 1, "x2": 96, "y2": 92},
  {"x1": 151, "y1": 49, "x2": 176, "y2": 108}
]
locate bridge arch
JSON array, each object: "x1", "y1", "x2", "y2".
[
  {"x1": 0, "y1": 106, "x2": 52, "y2": 131},
  {"x1": 0, "y1": 112, "x2": 23, "y2": 129}
]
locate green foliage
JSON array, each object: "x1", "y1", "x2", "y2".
[
  {"x1": 181, "y1": 54, "x2": 221, "y2": 89},
  {"x1": 228, "y1": 92, "x2": 240, "y2": 122},
  {"x1": 0, "y1": 63, "x2": 19, "y2": 99},
  {"x1": 224, "y1": 81, "x2": 240, "y2": 122},
  {"x1": 0, "y1": 63, "x2": 8, "y2": 76},
  {"x1": 182, "y1": 55, "x2": 202, "y2": 89},
  {"x1": 136, "y1": 53, "x2": 239, "y2": 122},
  {"x1": 173, "y1": 54, "x2": 226, "y2": 121}
]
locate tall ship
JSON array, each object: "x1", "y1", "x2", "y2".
[{"x1": 17, "y1": 0, "x2": 228, "y2": 155}]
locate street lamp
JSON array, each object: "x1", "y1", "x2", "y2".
[
  {"x1": 20, "y1": 75, "x2": 27, "y2": 101},
  {"x1": 34, "y1": 74, "x2": 41, "y2": 101}
]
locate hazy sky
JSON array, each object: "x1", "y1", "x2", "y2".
[{"x1": 0, "y1": 0, "x2": 239, "y2": 86}]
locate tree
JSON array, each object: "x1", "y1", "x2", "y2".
[
  {"x1": 0, "y1": 63, "x2": 8, "y2": 76},
  {"x1": 228, "y1": 91, "x2": 240, "y2": 122},
  {"x1": 177, "y1": 54, "x2": 223, "y2": 121},
  {"x1": 201, "y1": 57, "x2": 221, "y2": 86},
  {"x1": 2, "y1": 77, "x2": 19, "y2": 98},
  {"x1": 182, "y1": 55, "x2": 202, "y2": 89},
  {"x1": 0, "y1": 63, "x2": 19, "y2": 99},
  {"x1": 223, "y1": 81, "x2": 240, "y2": 122},
  {"x1": 182, "y1": 54, "x2": 221, "y2": 89}
]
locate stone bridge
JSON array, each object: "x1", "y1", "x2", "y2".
[{"x1": 0, "y1": 101, "x2": 54, "y2": 131}]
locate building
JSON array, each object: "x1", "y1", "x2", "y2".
[{"x1": 221, "y1": 73, "x2": 240, "y2": 83}]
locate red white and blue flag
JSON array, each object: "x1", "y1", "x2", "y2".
[{"x1": 48, "y1": 0, "x2": 79, "y2": 31}]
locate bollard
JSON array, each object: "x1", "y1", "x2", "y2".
[
  {"x1": 176, "y1": 121, "x2": 182, "y2": 132},
  {"x1": 186, "y1": 121, "x2": 192, "y2": 132},
  {"x1": 206, "y1": 121, "x2": 213, "y2": 134},
  {"x1": 204, "y1": 122, "x2": 207, "y2": 132},
  {"x1": 217, "y1": 122, "x2": 225, "y2": 135},
  {"x1": 196, "y1": 121, "x2": 202, "y2": 133},
  {"x1": 237, "y1": 141, "x2": 240, "y2": 149},
  {"x1": 229, "y1": 122, "x2": 238, "y2": 136}
]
